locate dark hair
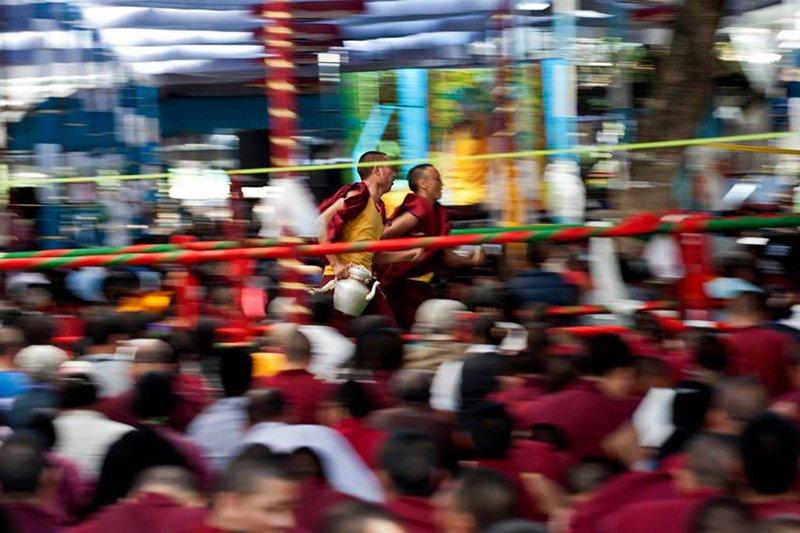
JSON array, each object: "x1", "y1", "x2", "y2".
[
  {"x1": 19, "y1": 314, "x2": 56, "y2": 346},
  {"x1": 695, "y1": 334, "x2": 728, "y2": 372},
  {"x1": 247, "y1": 388, "x2": 285, "y2": 425},
  {"x1": 390, "y1": 370, "x2": 433, "y2": 405},
  {"x1": 565, "y1": 457, "x2": 625, "y2": 495},
  {"x1": 453, "y1": 468, "x2": 518, "y2": 531},
  {"x1": 219, "y1": 348, "x2": 253, "y2": 398},
  {"x1": 585, "y1": 334, "x2": 634, "y2": 376},
  {"x1": 23, "y1": 411, "x2": 57, "y2": 451},
  {"x1": 379, "y1": 430, "x2": 439, "y2": 497},
  {"x1": 323, "y1": 500, "x2": 400, "y2": 533},
  {"x1": 407, "y1": 164, "x2": 434, "y2": 193},
  {"x1": 59, "y1": 374, "x2": 98, "y2": 409},
  {"x1": 459, "y1": 402, "x2": 513, "y2": 460},
  {"x1": 309, "y1": 292, "x2": 335, "y2": 326},
  {"x1": 0, "y1": 434, "x2": 46, "y2": 496},
  {"x1": 132, "y1": 372, "x2": 176, "y2": 420},
  {"x1": 334, "y1": 380, "x2": 373, "y2": 419},
  {"x1": 218, "y1": 454, "x2": 294, "y2": 494},
  {"x1": 741, "y1": 413, "x2": 799, "y2": 495},
  {"x1": 356, "y1": 151, "x2": 388, "y2": 181},
  {"x1": 690, "y1": 496, "x2": 752, "y2": 533},
  {"x1": 531, "y1": 423, "x2": 571, "y2": 452},
  {"x1": 472, "y1": 316, "x2": 503, "y2": 346},
  {"x1": 286, "y1": 330, "x2": 312, "y2": 365},
  {"x1": 659, "y1": 381, "x2": 714, "y2": 459},
  {"x1": 354, "y1": 328, "x2": 404, "y2": 372},
  {"x1": 84, "y1": 315, "x2": 114, "y2": 346}
]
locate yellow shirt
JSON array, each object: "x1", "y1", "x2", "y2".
[
  {"x1": 448, "y1": 132, "x2": 489, "y2": 206},
  {"x1": 324, "y1": 198, "x2": 384, "y2": 275}
]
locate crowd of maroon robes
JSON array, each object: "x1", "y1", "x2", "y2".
[{"x1": 2, "y1": 262, "x2": 800, "y2": 532}]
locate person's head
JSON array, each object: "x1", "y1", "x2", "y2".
[
  {"x1": 728, "y1": 290, "x2": 769, "y2": 325},
  {"x1": 19, "y1": 314, "x2": 56, "y2": 346},
  {"x1": 565, "y1": 458, "x2": 625, "y2": 502},
  {"x1": 741, "y1": 413, "x2": 799, "y2": 496},
  {"x1": 357, "y1": 151, "x2": 395, "y2": 195},
  {"x1": 390, "y1": 369, "x2": 433, "y2": 406},
  {"x1": 0, "y1": 327, "x2": 24, "y2": 360},
  {"x1": 323, "y1": 500, "x2": 405, "y2": 533},
  {"x1": 709, "y1": 377, "x2": 768, "y2": 435},
  {"x1": 379, "y1": 430, "x2": 441, "y2": 497},
  {"x1": 84, "y1": 315, "x2": 114, "y2": 348},
  {"x1": 0, "y1": 434, "x2": 51, "y2": 501},
  {"x1": 436, "y1": 468, "x2": 518, "y2": 533},
  {"x1": 471, "y1": 316, "x2": 503, "y2": 346},
  {"x1": 674, "y1": 433, "x2": 741, "y2": 494},
  {"x1": 690, "y1": 496, "x2": 753, "y2": 533},
  {"x1": 212, "y1": 454, "x2": 298, "y2": 533},
  {"x1": 132, "y1": 372, "x2": 176, "y2": 422},
  {"x1": 332, "y1": 379, "x2": 374, "y2": 420},
  {"x1": 354, "y1": 328, "x2": 404, "y2": 373},
  {"x1": 58, "y1": 373, "x2": 98, "y2": 410},
  {"x1": 220, "y1": 348, "x2": 253, "y2": 398},
  {"x1": 131, "y1": 466, "x2": 202, "y2": 506},
  {"x1": 754, "y1": 517, "x2": 800, "y2": 533},
  {"x1": 584, "y1": 334, "x2": 635, "y2": 397},
  {"x1": 458, "y1": 402, "x2": 513, "y2": 460},
  {"x1": 694, "y1": 334, "x2": 729, "y2": 374},
  {"x1": 285, "y1": 330, "x2": 312, "y2": 368},
  {"x1": 247, "y1": 388, "x2": 285, "y2": 425},
  {"x1": 634, "y1": 356, "x2": 672, "y2": 392},
  {"x1": 309, "y1": 292, "x2": 335, "y2": 326},
  {"x1": 14, "y1": 344, "x2": 67, "y2": 382},
  {"x1": 412, "y1": 299, "x2": 468, "y2": 336},
  {"x1": 659, "y1": 380, "x2": 715, "y2": 459},
  {"x1": 128, "y1": 338, "x2": 178, "y2": 380},
  {"x1": 407, "y1": 164, "x2": 443, "y2": 201}
]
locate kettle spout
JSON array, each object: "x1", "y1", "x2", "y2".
[{"x1": 365, "y1": 280, "x2": 380, "y2": 302}]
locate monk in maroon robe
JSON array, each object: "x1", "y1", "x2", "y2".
[
  {"x1": 318, "y1": 151, "x2": 423, "y2": 327},
  {"x1": 254, "y1": 330, "x2": 330, "y2": 424},
  {"x1": 381, "y1": 164, "x2": 485, "y2": 330},
  {"x1": 67, "y1": 466, "x2": 207, "y2": 533}
]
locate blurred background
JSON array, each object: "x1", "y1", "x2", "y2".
[{"x1": 0, "y1": 0, "x2": 799, "y2": 247}]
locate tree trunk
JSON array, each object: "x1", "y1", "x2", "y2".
[{"x1": 615, "y1": 0, "x2": 725, "y2": 213}]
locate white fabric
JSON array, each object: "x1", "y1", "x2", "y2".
[
  {"x1": 241, "y1": 422, "x2": 384, "y2": 503},
  {"x1": 430, "y1": 360, "x2": 464, "y2": 412},
  {"x1": 298, "y1": 325, "x2": 355, "y2": 381},
  {"x1": 53, "y1": 410, "x2": 134, "y2": 478},
  {"x1": 80, "y1": 354, "x2": 133, "y2": 398}
]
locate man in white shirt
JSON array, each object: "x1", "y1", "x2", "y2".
[
  {"x1": 53, "y1": 373, "x2": 134, "y2": 478},
  {"x1": 299, "y1": 293, "x2": 355, "y2": 380},
  {"x1": 240, "y1": 388, "x2": 383, "y2": 503}
]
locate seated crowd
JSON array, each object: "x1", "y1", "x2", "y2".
[{"x1": 0, "y1": 275, "x2": 799, "y2": 533}]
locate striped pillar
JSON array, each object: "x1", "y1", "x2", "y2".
[{"x1": 262, "y1": 1, "x2": 310, "y2": 323}]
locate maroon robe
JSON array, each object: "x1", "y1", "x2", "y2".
[
  {"x1": 153, "y1": 427, "x2": 214, "y2": 492},
  {"x1": 569, "y1": 471, "x2": 677, "y2": 533},
  {"x1": 748, "y1": 498, "x2": 800, "y2": 519},
  {"x1": 66, "y1": 492, "x2": 207, "y2": 533},
  {"x1": 333, "y1": 417, "x2": 387, "y2": 468},
  {"x1": 98, "y1": 373, "x2": 213, "y2": 432},
  {"x1": 510, "y1": 379, "x2": 639, "y2": 460},
  {"x1": 319, "y1": 182, "x2": 386, "y2": 243},
  {"x1": 596, "y1": 490, "x2": 722, "y2": 533},
  {"x1": 387, "y1": 495, "x2": 437, "y2": 533},
  {"x1": 292, "y1": 478, "x2": 353, "y2": 533},
  {"x1": 725, "y1": 326, "x2": 796, "y2": 397},
  {"x1": 477, "y1": 441, "x2": 574, "y2": 522},
  {"x1": 47, "y1": 453, "x2": 92, "y2": 525},
  {"x1": 255, "y1": 369, "x2": 331, "y2": 425},
  {"x1": 3, "y1": 501, "x2": 60, "y2": 533},
  {"x1": 381, "y1": 194, "x2": 452, "y2": 330},
  {"x1": 489, "y1": 376, "x2": 546, "y2": 405}
]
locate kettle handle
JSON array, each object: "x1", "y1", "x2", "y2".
[
  {"x1": 365, "y1": 280, "x2": 380, "y2": 302},
  {"x1": 308, "y1": 278, "x2": 336, "y2": 295}
]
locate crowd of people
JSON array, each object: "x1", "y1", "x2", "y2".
[{"x1": 0, "y1": 150, "x2": 798, "y2": 532}]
